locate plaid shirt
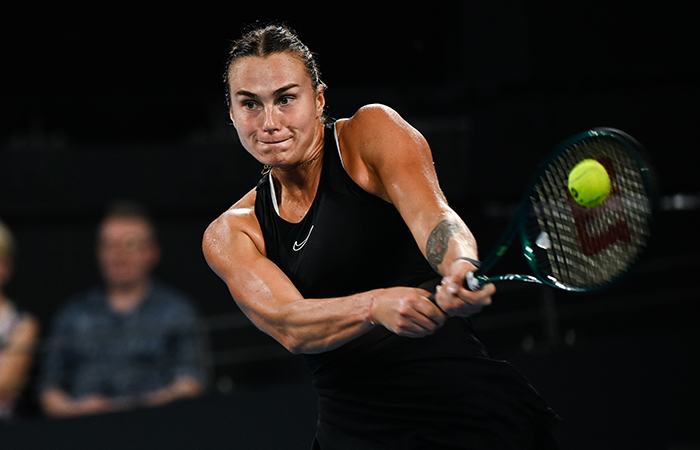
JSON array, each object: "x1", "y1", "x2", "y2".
[{"x1": 39, "y1": 281, "x2": 207, "y2": 400}]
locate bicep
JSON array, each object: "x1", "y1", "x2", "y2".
[
  {"x1": 343, "y1": 105, "x2": 477, "y2": 274},
  {"x1": 202, "y1": 215, "x2": 304, "y2": 336},
  {"x1": 348, "y1": 106, "x2": 456, "y2": 248}
]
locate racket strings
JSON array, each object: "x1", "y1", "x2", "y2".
[{"x1": 528, "y1": 136, "x2": 653, "y2": 289}]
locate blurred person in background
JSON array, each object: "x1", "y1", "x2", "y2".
[
  {"x1": 39, "y1": 201, "x2": 208, "y2": 417},
  {"x1": 0, "y1": 219, "x2": 40, "y2": 421}
]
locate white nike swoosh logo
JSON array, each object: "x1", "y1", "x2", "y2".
[{"x1": 293, "y1": 225, "x2": 314, "y2": 252}]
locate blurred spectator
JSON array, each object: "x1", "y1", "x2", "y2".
[
  {"x1": 0, "y1": 219, "x2": 40, "y2": 420},
  {"x1": 38, "y1": 201, "x2": 208, "y2": 417}
]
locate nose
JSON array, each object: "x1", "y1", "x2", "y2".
[{"x1": 262, "y1": 106, "x2": 280, "y2": 133}]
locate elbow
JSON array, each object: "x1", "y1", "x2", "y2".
[
  {"x1": 286, "y1": 345, "x2": 304, "y2": 355},
  {"x1": 278, "y1": 333, "x2": 307, "y2": 355},
  {"x1": 254, "y1": 307, "x2": 313, "y2": 355},
  {"x1": 247, "y1": 303, "x2": 330, "y2": 356},
  {"x1": 280, "y1": 334, "x2": 333, "y2": 355},
  {"x1": 274, "y1": 327, "x2": 324, "y2": 355}
]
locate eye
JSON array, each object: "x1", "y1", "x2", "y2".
[
  {"x1": 242, "y1": 100, "x2": 258, "y2": 110},
  {"x1": 278, "y1": 96, "x2": 293, "y2": 106}
]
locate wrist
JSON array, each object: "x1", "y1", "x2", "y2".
[
  {"x1": 368, "y1": 295, "x2": 377, "y2": 326},
  {"x1": 458, "y1": 257, "x2": 481, "y2": 269}
]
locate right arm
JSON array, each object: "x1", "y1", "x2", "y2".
[
  {"x1": 41, "y1": 389, "x2": 122, "y2": 417},
  {"x1": 0, "y1": 315, "x2": 38, "y2": 404},
  {"x1": 202, "y1": 190, "x2": 445, "y2": 355}
]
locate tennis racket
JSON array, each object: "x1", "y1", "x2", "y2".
[{"x1": 465, "y1": 127, "x2": 656, "y2": 293}]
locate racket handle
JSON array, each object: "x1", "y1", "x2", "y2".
[
  {"x1": 460, "y1": 257, "x2": 483, "y2": 291},
  {"x1": 429, "y1": 258, "x2": 483, "y2": 304},
  {"x1": 466, "y1": 271, "x2": 482, "y2": 291},
  {"x1": 426, "y1": 292, "x2": 445, "y2": 314}
]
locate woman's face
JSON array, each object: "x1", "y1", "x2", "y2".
[{"x1": 227, "y1": 52, "x2": 325, "y2": 168}]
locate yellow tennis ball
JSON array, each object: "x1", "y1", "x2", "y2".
[{"x1": 568, "y1": 159, "x2": 611, "y2": 208}]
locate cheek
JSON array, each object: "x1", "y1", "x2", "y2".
[
  {"x1": 289, "y1": 104, "x2": 318, "y2": 130},
  {"x1": 234, "y1": 125, "x2": 260, "y2": 158},
  {"x1": 232, "y1": 111, "x2": 256, "y2": 132},
  {"x1": 232, "y1": 117, "x2": 260, "y2": 150}
]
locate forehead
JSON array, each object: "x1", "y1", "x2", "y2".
[
  {"x1": 99, "y1": 217, "x2": 152, "y2": 239},
  {"x1": 228, "y1": 53, "x2": 312, "y2": 93}
]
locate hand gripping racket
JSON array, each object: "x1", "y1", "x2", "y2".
[{"x1": 465, "y1": 127, "x2": 656, "y2": 293}]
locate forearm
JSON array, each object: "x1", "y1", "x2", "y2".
[
  {"x1": 425, "y1": 215, "x2": 478, "y2": 276},
  {"x1": 142, "y1": 377, "x2": 203, "y2": 406},
  {"x1": 247, "y1": 289, "x2": 378, "y2": 355},
  {"x1": 426, "y1": 216, "x2": 495, "y2": 318},
  {"x1": 41, "y1": 388, "x2": 84, "y2": 417},
  {"x1": 0, "y1": 353, "x2": 33, "y2": 403}
]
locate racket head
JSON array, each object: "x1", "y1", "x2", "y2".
[{"x1": 517, "y1": 127, "x2": 657, "y2": 292}]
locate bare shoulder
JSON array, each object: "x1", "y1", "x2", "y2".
[
  {"x1": 340, "y1": 104, "x2": 415, "y2": 140},
  {"x1": 340, "y1": 103, "x2": 429, "y2": 158},
  {"x1": 204, "y1": 188, "x2": 255, "y2": 238},
  {"x1": 336, "y1": 104, "x2": 433, "y2": 201},
  {"x1": 202, "y1": 188, "x2": 265, "y2": 271}
]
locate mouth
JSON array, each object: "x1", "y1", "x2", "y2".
[{"x1": 258, "y1": 136, "x2": 292, "y2": 146}]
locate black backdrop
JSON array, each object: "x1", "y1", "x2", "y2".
[{"x1": 2, "y1": 3, "x2": 699, "y2": 449}]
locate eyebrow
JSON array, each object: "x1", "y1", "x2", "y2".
[{"x1": 235, "y1": 83, "x2": 300, "y2": 99}]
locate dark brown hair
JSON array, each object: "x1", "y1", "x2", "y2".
[
  {"x1": 224, "y1": 24, "x2": 326, "y2": 110},
  {"x1": 99, "y1": 200, "x2": 158, "y2": 244}
]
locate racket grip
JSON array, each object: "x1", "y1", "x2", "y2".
[
  {"x1": 466, "y1": 271, "x2": 481, "y2": 291},
  {"x1": 426, "y1": 293, "x2": 445, "y2": 314},
  {"x1": 429, "y1": 258, "x2": 482, "y2": 303},
  {"x1": 460, "y1": 257, "x2": 482, "y2": 291}
]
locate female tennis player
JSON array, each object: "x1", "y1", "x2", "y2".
[{"x1": 203, "y1": 24, "x2": 559, "y2": 449}]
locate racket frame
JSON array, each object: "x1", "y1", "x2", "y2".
[{"x1": 467, "y1": 127, "x2": 657, "y2": 293}]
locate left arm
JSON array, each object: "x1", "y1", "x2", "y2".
[
  {"x1": 338, "y1": 104, "x2": 495, "y2": 316},
  {"x1": 142, "y1": 377, "x2": 203, "y2": 406},
  {"x1": 0, "y1": 315, "x2": 39, "y2": 404}
]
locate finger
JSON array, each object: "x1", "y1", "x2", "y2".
[
  {"x1": 408, "y1": 302, "x2": 446, "y2": 334},
  {"x1": 442, "y1": 274, "x2": 468, "y2": 296},
  {"x1": 459, "y1": 280, "x2": 495, "y2": 301},
  {"x1": 420, "y1": 289, "x2": 448, "y2": 322}
]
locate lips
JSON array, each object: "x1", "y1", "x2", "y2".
[{"x1": 258, "y1": 136, "x2": 292, "y2": 145}]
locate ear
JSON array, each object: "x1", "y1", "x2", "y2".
[
  {"x1": 229, "y1": 108, "x2": 237, "y2": 128},
  {"x1": 147, "y1": 243, "x2": 161, "y2": 271},
  {"x1": 316, "y1": 87, "x2": 326, "y2": 119}
]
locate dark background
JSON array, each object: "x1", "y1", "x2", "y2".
[{"x1": 2, "y1": 2, "x2": 699, "y2": 449}]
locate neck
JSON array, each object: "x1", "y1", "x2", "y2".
[
  {"x1": 271, "y1": 151, "x2": 323, "y2": 221},
  {"x1": 269, "y1": 125, "x2": 326, "y2": 221},
  {"x1": 107, "y1": 279, "x2": 150, "y2": 313}
]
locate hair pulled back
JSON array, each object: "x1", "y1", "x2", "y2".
[{"x1": 224, "y1": 24, "x2": 326, "y2": 110}]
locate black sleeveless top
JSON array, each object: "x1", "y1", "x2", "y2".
[
  {"x1": 254, "y1": 123, "x2": 437, "y2": 300},
  {"x1": 255, "y1": 122, "x2": 559, "y2": 449}
]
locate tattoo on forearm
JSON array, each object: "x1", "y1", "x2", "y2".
[{"x1": 426, "y1": 220, "x2": 462, "y2": 272}]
